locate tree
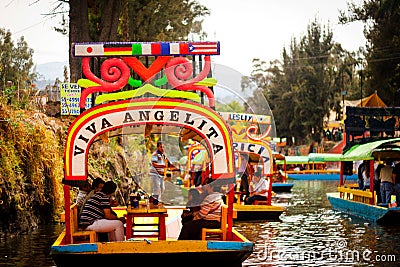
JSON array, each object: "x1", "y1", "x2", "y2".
[
  {"x1": 339, "y1": 0, "x2": 400, "y2": 106},
  {"x1": 0, "y1": 28, "x2": 36, "y2": 106},
  {"x1": 54, "y1": 0, "x2": 209, "y2": 82},
  {"x1": 244, "y1": 19, "x2": 351, "y2": 146}
]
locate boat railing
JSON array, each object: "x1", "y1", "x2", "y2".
[{"x1": 337, "y1": 186, "x2": 374, "y2": 205}]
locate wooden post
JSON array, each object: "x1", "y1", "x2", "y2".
[
  {"x1": 369, "y1": 160, "x2": 375, "y2": 205},
  {"x1": 226, "y1": 183, "x2": 234, "y2": 240},
  {"x1": 64, "y1": 185, "x2": 72, "y2": 244}
]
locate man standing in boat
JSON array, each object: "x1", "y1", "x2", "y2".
[
  {"x1": 379, "y1": 160, "x2": 395, "y2": 206},
  {"x1": 150, "y1": 140, "x2": 174, "y2": 201}
]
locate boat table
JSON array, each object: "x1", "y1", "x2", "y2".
[{"x1": 125, "y1": 204, "x2": 168, "y2": 240}]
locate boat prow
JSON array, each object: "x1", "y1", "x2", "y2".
[
  {"x1": 233, "y1": 203, "x2": 284, "y2": 221},
  {"x1": 326, "y1": 192, "x2": 400, "y2": 223},
  {"x1": 272, "y1": 182, "x2": 294, "y2": 192}
]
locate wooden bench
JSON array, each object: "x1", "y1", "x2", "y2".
[
  {"x1": 201, "y1": 204, "x2": 237, "y2": 241},
  {"x1": 63, "y1": 203, "x2": 97, "y2": 244},
  {"x1": 253, "y1": 200, "x2": 268, "y2": 205},
  {"x1": 337, "y1": 186, "x2": 374, "y2": 204}
]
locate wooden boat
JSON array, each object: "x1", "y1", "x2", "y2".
[
  {"x1": 270, "y1": 152, "x2": 294, "y2": 192},
  {"x1": 326, "y1": 106, "x2": 400, "y2": 223},
  {"x1": 276, "y1": 153, "x2": 358, "y2": 180},
  {"x1": 179, "y1": 141, "x2": 285, "y2": 221},
  {"x1": 51, "y1": 41, "x2": 254, "y2": 267},
  {"x1": 220, "y1": 111, "x2": 286, "y2": 220}
]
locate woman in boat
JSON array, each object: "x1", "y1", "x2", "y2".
[
  {"x1": 79, "y1": 181, "x2": 126, "y2": 241},
  {"x1": 245, "y1": 169, "x2": 268, "y2": 205},
  {"x1": 362, "y1": 161, "x2": 370, "y2": 190},
  {"x1": 181, "y1": 188, "x2": 204, "y2": 225},
  {"x1": 178, "y1": 179, "x2": 223, "y2": 240}
]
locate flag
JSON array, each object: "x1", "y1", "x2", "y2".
[
  {"x1": 188, "y1": 42, "x2": 219, "y2": 55},
  {"x1": 74, "y1": 43, "x2": 104, "y2": 56},
  {"x1": 73, "y1": 42, "x2": 220, "y2": 57}
]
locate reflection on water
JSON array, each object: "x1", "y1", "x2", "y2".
[
  {"x1": 0, "y1": 224, "x2": 63, "y2": 267},
  {"x1": 1, "y1": 180, "x2": 399, "y2": 267},
  {"x1": 238, "y1": 180, "x2": 400, "y2": 266}
]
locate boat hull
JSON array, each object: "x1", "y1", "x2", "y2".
[
  {"x1": 233, "y1": 203, "x2": 284, "y2": 221},
  {"x1": 289, "y1": 173, "x2": 358, "y2": 180},
  {"x1": 272, "y1": 183, "x2": 294, "y2": 192},
  {"x1": 326, "y1": 192, "x2": 400, "y2": 223},
  {"x1": 51, "y1": 231, "x2": 253, "y2": 267}
]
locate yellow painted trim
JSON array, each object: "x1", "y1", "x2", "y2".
[
  {"x1": 337, "y1": 186, "x2": 373, "y2": 198},
  {"x1": 97, "y1": 240, "x2": 210, "y2": 253},
  {"x1": 233, "y1": 203, "x2": 284, "y2": 212}
]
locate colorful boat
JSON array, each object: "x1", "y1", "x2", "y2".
[
  {"x1": 276, "y1": 153, "x2": 358, "y2": 180},
  {"x1": 270, "y1": 152, "x2": 294, "y2": 192},
  {"x1": 326, "y1": 106, "x2": 400, "y2": 223},
  {"x1": 50, "y1": 41, "x2": 254, "y2": 267},
  {"x1": 180, "y1": 141, "x2": 285, "y2": 221},
  {"x1": 220, "y1": 111, "x2": 286, "y2": 220}
]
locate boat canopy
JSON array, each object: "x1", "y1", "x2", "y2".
[
  {"x1": 341, "y1": 137, "x2": 400, "y2": 161},
  {"x1": 276, "y1": 155, "x2": 309, "y2": 165},
  {"x1": 308, "y1": 153, "x2": 343, "y2": 162}
]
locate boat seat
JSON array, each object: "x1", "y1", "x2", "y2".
[
  {"x1": 201, "y1": 205, "x2": 237, "y2": 241},
  {"x1": 69, "y1": 203, "x2": 97, "y2": 244}
]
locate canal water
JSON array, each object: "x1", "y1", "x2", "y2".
[{"x1": 0, "y1": 180, "x2": 399, "y2": 266}]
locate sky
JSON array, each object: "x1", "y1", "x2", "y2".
[{"x1": 0, "y1": 0, "x2": 366, "y2": 76}]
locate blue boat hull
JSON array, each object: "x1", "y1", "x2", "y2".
[
  {"x1": 52, "y1": 248, "x2": 251, "y2": 267},
  {"x1": 289, "y1": 174, "x2": 358, "y2": 180},
  {"x1": 51, "y1": 229, "x2": 254, "y2": 267},
  {"x1": 326, "y1": 192, "x2": 400, "y2": 223}
]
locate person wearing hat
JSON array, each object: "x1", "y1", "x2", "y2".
[{"x1": 245, "y1": 168, "x2": 269, "y2": 205}]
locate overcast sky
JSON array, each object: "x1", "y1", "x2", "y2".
[{"x1": 0, "y1": 0, "x2": 366, "y2": 75}]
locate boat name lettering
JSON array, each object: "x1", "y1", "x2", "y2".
[
  {"x1": 233, "y1": 142, "x2": 270, "y2": 163},
  {"x1": 73, "y1": 109, "x2": 223, "y2": 157},
  {"x1": 229, "y1": 113, "x2": 253, "y2": 122}
]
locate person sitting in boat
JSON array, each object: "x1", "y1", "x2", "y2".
[
  {"x1": 178, "y1": 179, "x2": 223, "y2": 240},
  {"x1": 79, "y1": 180, "x2": 126, "y2": 242},
  {"x1": 78, "y1": 177, "x2": 105, "y2": 216},
  {"x1": 245, "y1": 169, "x2": 268, "y2": 205},
  {"x1": 181, "y1": 188, "x2": 204, "y2": 225},
  {"x1": 238, "y1": 154, "x2": 251, "y2": 202},
  {"x1": 75, "y1": 180, "x2": 92, "y2": 211}
]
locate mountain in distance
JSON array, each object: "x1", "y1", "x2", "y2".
[{"x1": 35, "y1": 61, "x2": 68, "y2": 89}]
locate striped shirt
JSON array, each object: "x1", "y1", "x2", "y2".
[
  {"x1": 196, "y1": 192, "x2": 223, "y2": 221},
  {"x1": 150, "y1": 149, "x2": 167, "y2": 175},
  {"x1": 79, "y1": 191, "x2": 111, "y2": 227}
]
